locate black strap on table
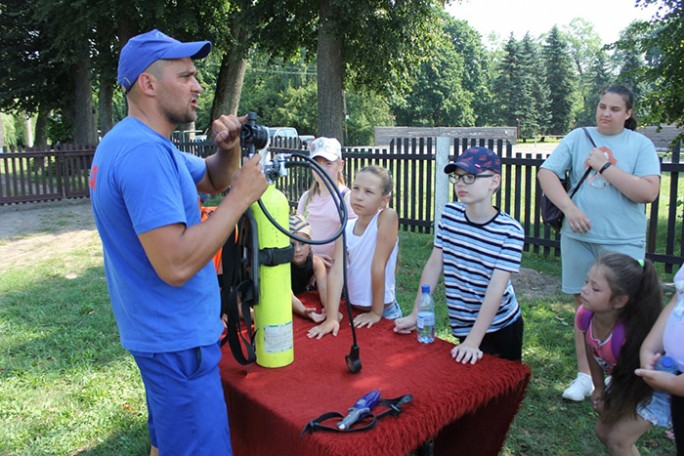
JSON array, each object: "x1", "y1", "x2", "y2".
[{"x1": 301, "y1": 394, "x2": 413, "y2": 435}]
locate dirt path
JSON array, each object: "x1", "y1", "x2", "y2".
[
  {"x1": 0, "y1": 199, "x2": 99, "y2": 274},
  {"x1": 0, "y1": 198, "x2": 561, "y2": 297}
]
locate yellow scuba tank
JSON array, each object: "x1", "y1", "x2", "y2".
[{"x1": 251, "y1": 183, "x2": 294, "y2": 368}]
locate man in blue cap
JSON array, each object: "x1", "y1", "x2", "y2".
[
  {"x1": 90, "y1": 29, "x2": 268, "y2": 455},
  {"x1": 394, "y1": 146, "x2": 526, "y2": 365}
]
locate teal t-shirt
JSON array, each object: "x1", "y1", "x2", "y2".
[{"x1": 540, "y1": 127, "x2": 660, "y2": 243}]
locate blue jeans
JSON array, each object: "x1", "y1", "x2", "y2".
[
  {"x1": 638, "y1": 389, "x2": 672, "y2": 428},
  {"x1": 382, "y1": 301, "x2": 403, "y2": 320}
]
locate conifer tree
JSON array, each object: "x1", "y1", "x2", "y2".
[{"x1": 542, "y1": 26, "x2": 577, "y2": 134}]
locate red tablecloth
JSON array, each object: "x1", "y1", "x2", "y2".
[{"x1": 220, "y1": 292, "x2": 530, "y2": 456}]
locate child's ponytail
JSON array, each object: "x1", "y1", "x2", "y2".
[{"x1": 599, "y1": 254, "x2": 662, "y2": 424}]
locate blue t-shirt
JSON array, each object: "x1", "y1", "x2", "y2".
[
  {"x1": 435, "y1": 202, "x2": 524, "y2": 337},
  {"x1": 90, "y1": 117, "x2": 223, "y2": 353},
  {"x1": 540, "y1": 127, "x2": 660, "y2": 243}
]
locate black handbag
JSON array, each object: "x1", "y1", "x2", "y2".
[{"x1": 540, "y1": 128, "x2": 595, "y2": 231}]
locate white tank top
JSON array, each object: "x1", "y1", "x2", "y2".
[{"x1": 345, "y1": 211, "x2": 398, "y2": 308}]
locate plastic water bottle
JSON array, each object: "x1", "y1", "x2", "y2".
[
  {"x1": 417, "y1": 284, "x2": 435, "y2": 344},
  {"x1": 655, "y1": 355, "x2": 679, "y2": 374}
]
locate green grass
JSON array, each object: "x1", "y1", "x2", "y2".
[{"x1": 0, "y1": 225, "x2": 677, "y2": 455}]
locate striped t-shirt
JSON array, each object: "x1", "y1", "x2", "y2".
[{"x1": 435, "y1": 201, "x2": 525, "y2": 337}]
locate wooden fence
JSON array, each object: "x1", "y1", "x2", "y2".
[
  {"x1": 1, "y1": 137, "x2": 682, "y2": 272},
  {"x1": 0, "y1": 144, "x2": 95, "y2": 203},
  {"x1": 273, "y1": 137, "x2": 683, "y2": 273}
]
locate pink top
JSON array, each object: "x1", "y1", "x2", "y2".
[
  {"x1": 664, "y1": 265, "x2": 684, "y2": 372},
  {"x1": 296, "y1": 187, "x2": 356, "y2": 259},
  {"x1": 576, "y1": 305, "x2": 624, "y2": 375}
]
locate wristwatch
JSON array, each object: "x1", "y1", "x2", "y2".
[{"x1": 599, "y1": 162, "x2": 612, "y2": 174}]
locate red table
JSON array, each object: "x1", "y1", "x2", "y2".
[{"x1": 219, "y1": 292, "x2": 530, "y2": 456}]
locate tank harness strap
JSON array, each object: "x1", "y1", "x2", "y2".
[
  {"x1": 259, "y1": 245, "x2": 295, "y2": 267},
  {"x1": 219, "y1": 210, "x2": 259, "y2": 365},
  {"x1": 221, "y1": 281, "x2": 257, "y2": 365},
  {"x1": 301, "y1": 394, "x2": 413, "y2": 435}
]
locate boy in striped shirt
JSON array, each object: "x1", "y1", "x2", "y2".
[{"x1": 394, "y1": 146, "x2": 525, "y2": 364}]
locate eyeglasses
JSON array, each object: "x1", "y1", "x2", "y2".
[{"x1": 449, "y1": 173, "x2": 496, "y2": 185}]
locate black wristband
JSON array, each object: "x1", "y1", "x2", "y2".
[{"x1": 599, "y1": 162, "x2": 612, "y2": 174}]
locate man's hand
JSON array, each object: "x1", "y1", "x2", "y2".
[
  {"x1": 227, "y1": 154, "x2": 269, "y2": 209},
  {"x1": 212, "y1": 114, "x2": 245, "y2": 152},
  {"x1": 353, "y1": 311, "x2": 381, "y2": 328}
]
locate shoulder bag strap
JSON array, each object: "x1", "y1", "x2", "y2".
[{"x1": 567, "y1": 128, "x2": 596, "y2": 198}]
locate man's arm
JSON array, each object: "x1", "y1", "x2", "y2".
[{"x1": 139, "y1": 154, "x2": 268, "y2": 287}]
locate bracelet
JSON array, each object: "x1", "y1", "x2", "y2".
[{"x1": 599, "y1": 162, "x2": 612, "y2": 174}]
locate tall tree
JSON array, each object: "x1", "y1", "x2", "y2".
[
  {"x1": 561, "y1": 18, "x2": 603, "y2": 124},
  {"x1": 634, "y1": 0, "x2": 684, "y2": 133},
  {"x1": 0, "y1": 0, "x2": 71, "y2": 145},
  {"x1": 208, "y1": 0, "x2": 316, "y2": 126},
  {"x1": 542, "y1": 26, "x2": 577, "y2": 134},
  {"x1": 443, "y1": 16, "x2": 493, "y2": 126},
  {"x1": 392, "y1": 13, "x2": 473, "y2": 127},
  {"x1": 520, "y1": 34, "x2": 550, "y2": 137},
  {"x1": 238, "y1": 51, "x2": 319, "y2": 134},
  {"x1": 314, "y1": 0, "x2": 442, "y2": 142},
  {"x1": 576, "y1": 51, "x2": 613, "y2": 127},
  {"x1": 612, "y1": 18, "x2": 665, "y2": 124},
  {"x1": 492, "y1": 35, "x2": 538, "y2": 138}
]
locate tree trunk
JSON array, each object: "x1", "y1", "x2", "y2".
[
  {"x1": 73, "y1": 57, "x2": 98, "y2": 145},
  {"x1": 209, "y1": 24, "x2": 249, "y2": 132},
  {"x1": 99, "y1": 80, "x2": 114, "y2": 137},
  {"x1": 317, "y1": 0, "x2": 345, "y2": 143},
  {"x1": 0, "y1": 113, "x2": 4, "y2": 150},
  {"x1": 33, "y1": 106, "x2": 49, "y2": 148}
]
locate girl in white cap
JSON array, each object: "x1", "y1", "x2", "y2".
[{"x1": 297, "y1": 137, "x2": 357, "y2": 267}]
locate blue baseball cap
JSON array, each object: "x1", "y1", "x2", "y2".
[
  {"x1": 444, "y1": 146, "x2": 501, "y2": 175},
  {"x1": 117, "y1": 29, "x2": 212, "y2": 93}
]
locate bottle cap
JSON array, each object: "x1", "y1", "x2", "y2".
[
  {"x1": 661, "y1": 355, "x2": 675, "y2": 368},
  {"x1": 421, "y1": 284, "x2": 430, "y2": 293}
]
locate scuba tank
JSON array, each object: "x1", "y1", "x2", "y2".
[{"x1": 251, "y1": 184, "x2": 294, "y2": 368}]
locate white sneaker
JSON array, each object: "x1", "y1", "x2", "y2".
[{"x1": 562, "y1": 372, "x2": 594, "y2": 401}]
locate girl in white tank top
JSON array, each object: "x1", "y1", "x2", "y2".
[{"x1": 306, "y1": 165, "x2": 399, "y2": 339}]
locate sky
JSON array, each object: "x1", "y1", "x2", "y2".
[{"x1": 445, "y1": 0, "x2": 660, "y2": 45}]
